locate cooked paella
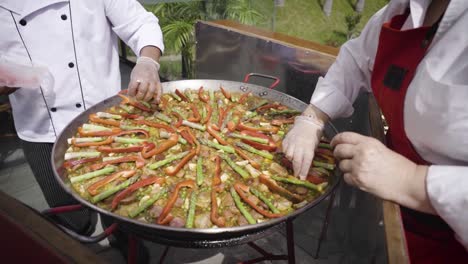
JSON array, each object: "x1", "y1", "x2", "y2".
[{"x1": 63, "y1": 87, "x2": 335, "y2": 228}]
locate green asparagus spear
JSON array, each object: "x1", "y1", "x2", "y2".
[
  {"x1": 154, "y1": 113, "x2": 172, "y2": 123},
  {"x1": 271, "y1": 176, "x2": 324, "y2": 192},
  {"x1": 70, "y1": 166, "x2": 115, "y2": 183},
  {"x1": 91, "y1": 176, "x2": 139, "y2": 203},
  {"x1": 128, "y1": 188, "x2": 167, "y2": 218},
  {"x1": 229, "y1": 133, "x2": 269, "y2": 144},
  {"x1": 267, "y1": 109, "x2": 301, "y2": 116},
  {"x1": 235, "y1": 142, "x2": 274, "y2": 160},
  {"x1": 231, "y1": 188, "x2": 256, "y2": 225},
  {"x1": 318, "y1": 142, "x2": 333, "y2": 150},
  {"x1": 249, "y1": 187, "x2": 280, "y2": 214},
  {"x1": 312, "y1": 160, "x2": 335, "y2": 170},
  {"x1": 181, "y1": 120, "x2": 206, "y2": 131},
  {"x1": 185, "y1": 190, "x2": 198, "y2": 228},
  {"x1": 147, "y1": 151, "x2": 190, "y2": 170},
  {"x1": 221, "y1": 154, "x2": 250, "y2": 179},
  {"x1": 64, "y1": 151, "x2": 101, "y2": 160},
  {"x1": 199, "y1": 138, "x2": 235, "y2": 153}
]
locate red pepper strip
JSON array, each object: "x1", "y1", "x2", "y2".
[
  {"x1": 234, "y1": 183, "x2": 284, "y2": 218},
  {"x1": 237, "y1": 123, "x2": 279, "y2": 134},
  {"x1": 175, "y1": 89, "x2": 189, "y2": 102},
  {"x1": 178, "y1": 127, "x2": 195, "y2": 145},
  {"x1": 238, "y1": 92, "x2": 251, "y2": 104},
  {"x1": 115, "y1": 129, "x2": 149, "y2": 139},
  {"x1": 98, "y1": 145, "x2": 144, "y2": 153},
  {"x1": 158, "y1": 215, "x2": 174, "y2": 225},
  {"x1": 315, "y1": 147, "x2": 334, "y2": 157},
  {"x1": 271, "y1": 118, "x2": 295, "y2": 126},
  {"x1": 118, "y1": 94, "x2": 152, "y2": 112},
  {"x1": 198, "y1": 86, "x2": 209, "y2": 103},
  {"x1": 89, "y1": 114, "x2": 121, "y2": 127},
  {"x1": 170, "y1": 112, "x2": 183, "y2": 128},
  {"x1": 164, "y1": 149, "x2": 196, "y2": 176},
  {"x1": 219, "y1": 86, "x2": 231, "y2": 100},
  {"x1": 314, "y1": 152, "x2": 335, "y2": 164},
  {"x1": 141, "y1": 134, "x2": 179, "y2": 159},
  {"x1": 87, "y1": 170, "x2": 136, "y2": 196},
  {"x1": 157, "y1": 179, "x2": 196, "y2": 225},
  {"x1": 63, "y1": 157, "x2": 101, "y2": 169},
  {"x1": 217, "y1": 107, "x2": 225, "y2": 128},
  {"x1": 234, "y1": 146, "x2": 261, "y2": 170},
  {"x1": 111, "y1": 177, "x2": 165, "y2": 210},
  {"x1": 203, "y1": 104, "x2": 212, "y2": 124},
  {"x1": 240, "y1": 130, "x2": 277, "y2": 152},
  {"x1": 72, "y1": 137, "x2": 114, "y2": 147},
  {"x1": 187, "y1": 104, "x2": 201, "y2": 122},
  {"x1": 213, "y1": 156, "x2": 221, "y2": 186},
  {"x1": 207, "y1": 125, "x2": 228, "y2": 145},
  {"x1": 306, "y1": 173, "x2": 327, "y2": 185},
  {"x1": 258, "y1": 174, "x2": 304, "y2": 203},
  {"x1": 210, "y1": 188, "x2": 226, "y2": 227},
  {"x1": 90, "y1": 155, "x2": 146, "y2": 171},
  {"x1": 211, "y1": 123, "x2": 220, "y2": 131},
  {"x1": 227, "y1": 121, "x2": 237, "y2": 132},
  {"x1": 257, "y1": 103, "x2": 282, "y2": 113},
  {"x1": 134, "y1": 120, "x2": 175, "y2": 133},
  {"x1": 78, "y1": 127, "x2": 122, "y2": 137}
]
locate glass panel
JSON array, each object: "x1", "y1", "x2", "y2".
[{"x1": 137, "y1": 0, "x2": 388, "y2": 81}]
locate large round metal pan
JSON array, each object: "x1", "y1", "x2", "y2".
[{"x1": 52, "y1": 79, "x2": 340, "y2": 243}]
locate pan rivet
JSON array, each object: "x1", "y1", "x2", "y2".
[{"x1": 259, "y1": 91, "x2": 268, "y2": 97}]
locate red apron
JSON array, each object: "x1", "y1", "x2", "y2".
[{"x1": 371, "y1": 10, "x2": 468, "y2": 263}]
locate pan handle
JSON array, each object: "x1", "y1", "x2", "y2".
[
  {"x1": 42, "y1": 204, "x2": 118, "y2": 244},
  {"x1": 243, "y1": 73, "x2": 280, "y2": 89}
]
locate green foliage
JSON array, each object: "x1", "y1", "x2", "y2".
[
  {"x1": 345, "y1": 13, "x2": 362, "y2": 39},
  {"x1": 225, "y1": 0, "x2": 264, "y2": 25}
]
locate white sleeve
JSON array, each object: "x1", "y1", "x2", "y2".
[
  {"x1": 426, "y1": 166, "x2": 468, "y2": 250},
  {"x1": 311, "y1": 6, "x2": 388, "y2": 119},
  {"x1": 104, "y1": 0, "x2": 164, "y2": 56}
]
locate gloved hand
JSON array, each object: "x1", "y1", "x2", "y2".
[
  {"x1": 128, "y1": 56, "x2": 162, "y2": 103},
  {"x1": 282, "y1": 115, "x2": 325, "y2": 180},
  {"x1": 331, "y1": 132, "x2": 422, "y2": 202},
  {"x1": 0, "y1": 59, "x2": 53, "y2": 95}
]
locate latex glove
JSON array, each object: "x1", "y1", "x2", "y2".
[
  {"x1": 331, "y1": 132, "x2": 420, "y2": 202},
  {"x1": 0, "y1": 60, "x2": 52, "y2": 94},
  {"x1": 128, "y1": 56, "x2": 162, "y2": 103},
  {"x1": 282, "y1": 115, "x2": 324, "y2": 180}
]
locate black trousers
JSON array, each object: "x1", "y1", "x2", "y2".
[{"x1": 21, "y1": 140, "x2": 95, "y2": 234}]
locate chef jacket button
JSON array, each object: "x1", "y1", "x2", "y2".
[
  {"x1": 50, "y1": 107, "x2": 57, "y2": 112},
  {"x1": 76, "y1": 103, "x2": 82, "y2": 108},
  {"x1": 61, "y1": 14, "x2": 68, "y2": 20},
  {"x1": 19, "y1": 19, "x2": 27, "y2": 26},
  {"x1": 68, "y1": 62, "x2": 75, "y2": 68}
]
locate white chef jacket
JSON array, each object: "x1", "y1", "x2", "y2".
[
  {"x1": 0, "y1": 0, "x2": 164, "y2": 142},
  {"x1": 311, "y1": 0, "x2": 468, "y2": 249}
]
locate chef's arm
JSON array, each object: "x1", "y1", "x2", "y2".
[
  {"x1": 308, "y1": 6, "x2": 390, "y2": 119},
  {"x1": 426, "y1": 166, "x2": 468, "y2": 249},
  {"x1": 104, "y1": 0, "x2": 165, "y2": 56},
  {"x1": 140, "y1": 46, "x2": 161, "y2": 63},
  {"x1": 391, "y1": 165, "x2": 436, "y2": 214}
]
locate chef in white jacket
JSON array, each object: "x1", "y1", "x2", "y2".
[
  {"x1": 0, "y1": 0, "x2": 164, "y2": 238},
  {"x1": 283, "y1": 0, "x2": 468, "y2": 263}
]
